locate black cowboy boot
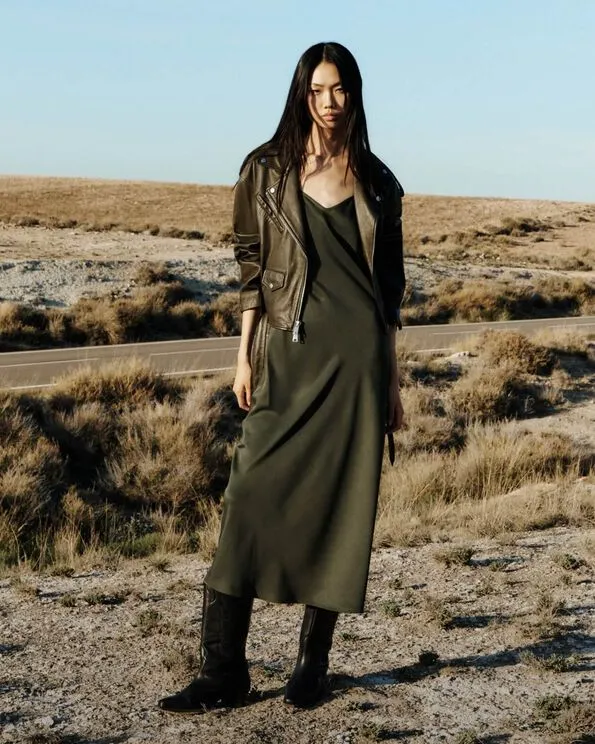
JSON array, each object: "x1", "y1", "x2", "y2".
[
  {"x1": 158, "y1": 582, "x2": 254, "y2": 713},
  {"x1": 283, "y1": 604, "x2": 339, "y2": 708}
]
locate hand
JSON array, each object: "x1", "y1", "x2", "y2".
[
  {"x1": 233, "y1": 359, "x2": 253, "y2": 411},
  {"x1": 386, "y1": 370, "x2": 405, "y2": 433}
]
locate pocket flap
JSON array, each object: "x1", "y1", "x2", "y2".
[{"x1": 262, "y1": 268, "x2": 286, "y2": 291}]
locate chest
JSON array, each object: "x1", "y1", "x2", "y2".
[{"x1": 300, "y1": 156, "x2": 355, "y2": 208}]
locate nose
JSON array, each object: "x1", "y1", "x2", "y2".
[{"x1": 322, "y1": 90, "x2": 336, "y2": 109}]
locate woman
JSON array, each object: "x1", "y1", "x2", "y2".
[{"x1": 158, "y1": 40, "x2": 406, "y2": 714}]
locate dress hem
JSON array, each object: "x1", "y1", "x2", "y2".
[{"x1": 204, "y1": 576, "x2": 366, "y2": 615}]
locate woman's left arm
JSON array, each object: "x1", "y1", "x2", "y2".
[
  {"x1": 376, "y1": 172, "x2": 406, "y2": 330},
  {"x1": 386, "y1": 326, "x2": 404, "y2": 432},
  {"x1": 376, "y1": 167, "x2": 406, "y2": 432}
]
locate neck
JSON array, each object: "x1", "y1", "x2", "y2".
[{"x1": 306, "y1": 122, "x2": 347, "y2": 159}]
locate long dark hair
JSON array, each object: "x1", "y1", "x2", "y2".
[{"x1": 240, "y1": 41, "x2": 380, "y2": 208}]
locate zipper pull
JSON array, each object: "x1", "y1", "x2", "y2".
[{"x1": 292, "y1": 320, "x2": 302, "y2": 343}]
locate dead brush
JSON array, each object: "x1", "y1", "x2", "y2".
[
  {"x1": 452, "y1": 731, "x2": 482, "y2": 744},
  {"x1": 423, "y1": 595, "x2": 455, "y2": 629},
  {"x1": 402, "y1": 276, "x2": 595, "y2": 325},
  {"x1": 532, "y1": 327, "x2": 595, "y2": 359},
  {"x1": 471, "y1": 330, "x2": 557, "y2": 375},
  {"x1": 132, "y1": 261, "x2": 175, "y2": 286},
  {"x1": 380, "y1": 599, "x2": 401, "y2": 617},
  {"x1": 531, "y1": 694, "x2": 595, "y2": 742},
  {"x1": 81, "y1": 588, "x2": 129, "y2": 606},
  {"x1": 449, "y1": 362, "x2": 552, "y2": 423},
  {"x1": 166, "y1": 578, "x2": 195, "y2": 594},
  {"x1": 149, "y1": 554, "x2": 171, "y2": 572},
  {"x1": 519, "y1": 589, "x2": 567, "y2": 640},
  {"x1": 135, "y1": 608, "x2": 164, "y2": 635},
  {"x1": 161, "y1": 646, "x2": 199, "y2": 677},
  {"x1": 0, "y1": 284, "x2": 241, "y2": 352},
  {"x1": 433, "y1": 545, "x2": 474, "y2": 567},
  {"x1": 21, "y1": 733, "x2": 66, "y2": 744},
  {"x1": 10, "y1": 576, "x2": 40, "y2": 597},
  {"x1": 375, "y1": 425, "x2": 585, "y2": 547},
  {"x1": 519, "y1": 650, "x2": 580, "y2": 673},
  {"x1": 552, "y1": 552, "x2": 585, "y2": 571}
]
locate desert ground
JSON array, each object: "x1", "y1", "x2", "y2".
[{"x1": 0, "y1": 176, "x2": 594, "y2": 743}]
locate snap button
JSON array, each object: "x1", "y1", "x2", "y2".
[
  {"x1": 376, "y1": 195, "x2": 382, "y2": 201},
  {"x1": 269, "y1": 187, "x2": 275, "y2": 193},
  {"x1": 268, "y1": 282, "x2": 274, "y2": 288},
  {"x1": 382, "y1": 169, "x2": 387, "y2": 174},
  {"x1": 260, "y1": 157, "x2": 266, "y2": 163}
]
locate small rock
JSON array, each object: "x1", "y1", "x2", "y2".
[{"x1": 33, "y1": 715, "x2": 55, "y2": 727}]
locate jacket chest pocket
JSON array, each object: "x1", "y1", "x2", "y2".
[
  {"x1": 262, "y1": 267, "x2": 286, "y2": 291},
  {"x1": 256, "y1": 193, "x2": 285, "y2": 234}
]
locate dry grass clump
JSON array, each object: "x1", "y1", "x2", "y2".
[
  {"x1": 0, "y1": 283, "x2": 240, "y2": 351},
  {"x1": 433, "y1": 545, "x2": 474, "y2": 567},
  {"x1": 448, "y1": 363, "x2": 556, "y2": 423},
  {"x1": 519, "y1": 650, "x2": 581, "y2": 673},
  {"x1": 472, "y1": 330, "x2": 557, "y2": 375},
  {"x1": 551, "y1": 552, "x2": 585, "y2": 571},
  {"x1": 516, "y1": 588, "x2": 571, "y2": 642},
  {"x1": 422, "y1": 595, "x2": 455, "y2": 629},
  {"x1": 0, "y1": 360, "x2": 241, "y2": 569},
  {"x1": 531, "y1": 694, "x2": 595, "y2": 743},
  {"x1": 375, "y1": 425, "x2": 592, "y2": 547},
  {"x1": 397, "y1": 384, "x2": 466, "y2": 453},
  {"x1": 402, "y1": 276, "x2": 595, "y2": 325},
  {"x1": 132, "y1": 261, "x2": 176, "y2": 286},
  {"x1": 532, "y1": 328, "x2": 595, "y2": 359},
  {"x1": 377, "y1": 330, "x2": 594, "y2": 546}
]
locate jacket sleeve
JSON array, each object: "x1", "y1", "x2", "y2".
[
  {"x1": 376, "y1": 173, "x2": 406, "y2": 329},
  {"x1": 232, "y1": 161, "x2": 262, "y2": 311}
]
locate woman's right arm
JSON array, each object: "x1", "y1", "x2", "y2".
[
  {"x1": 234, "y1": 306, "x2": 262, "y2": 411},
  {"x1": 232, "y1": 162, "x2": 263, "y2": 313},
  {"x1": 231, "y1": 160, "x2": 263, "y2": 411}
]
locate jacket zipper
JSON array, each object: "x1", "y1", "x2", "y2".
[{"x1": 265, "y1": 188, "x2": 308, "y2": 343}]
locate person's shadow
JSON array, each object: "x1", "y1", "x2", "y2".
[{"x1": 331, "y1": 627, "x2": 595, "y2": 691}]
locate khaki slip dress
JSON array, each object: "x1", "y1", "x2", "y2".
[{"x1": 204, "y1": 189, "x2": 390, "y2": 613}]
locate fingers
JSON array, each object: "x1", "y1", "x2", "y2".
[
  {"x1": 386, "y1": 405, "x2": 406, "y2": 433},
  {"x1": 233, "y1": 383, "x2": 251, "y2": 411}
]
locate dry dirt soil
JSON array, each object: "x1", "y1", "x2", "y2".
[{"x1": 1, "y1": 519, "x2": 594, "y2": 744}]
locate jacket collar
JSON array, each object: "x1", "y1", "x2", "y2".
[{"x1": 263, "y1": 161, "x2": 381, "y2": 273}]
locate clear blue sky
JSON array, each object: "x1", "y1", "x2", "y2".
[{"x1": 1, "y1": 0, "x2": 594, "y2": 200}]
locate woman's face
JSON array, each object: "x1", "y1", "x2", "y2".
[{"x1": 307, "y1": 61, "x2": 349, "y2": 131}]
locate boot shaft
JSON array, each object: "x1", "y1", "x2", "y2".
[
  {"x1": 296, "y1": 604, "x2": 339, "y2": 670},
  {"x1": 200, "y1": 583, "x2": 254, "y2": 675}
]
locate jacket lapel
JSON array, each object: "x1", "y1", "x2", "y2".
[
  {"x1": 264, "y1": 164, "x2": 308, "y2": 255},
  {"x1": 265, "y1": 160, "x2": 380, "y2": 272},
  {"x1": 354, "y1": 178, "x2": 380, "y2": 274}
]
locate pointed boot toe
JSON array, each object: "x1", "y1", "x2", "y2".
[{"x1": 158, "y1": 677, "x2": 249, "y2": 713}]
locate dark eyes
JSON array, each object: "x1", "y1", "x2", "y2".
[{"x1": 310, "y1": 87, "x2": 344, "y2": 94}]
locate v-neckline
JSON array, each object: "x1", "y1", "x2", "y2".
[{"x1": 301, "y1": 191, "x2": 354, "y2": 210}]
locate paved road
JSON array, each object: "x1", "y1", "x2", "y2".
[{"x1": 1, "y1": 315, "x2": 594, "y2": 391}]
